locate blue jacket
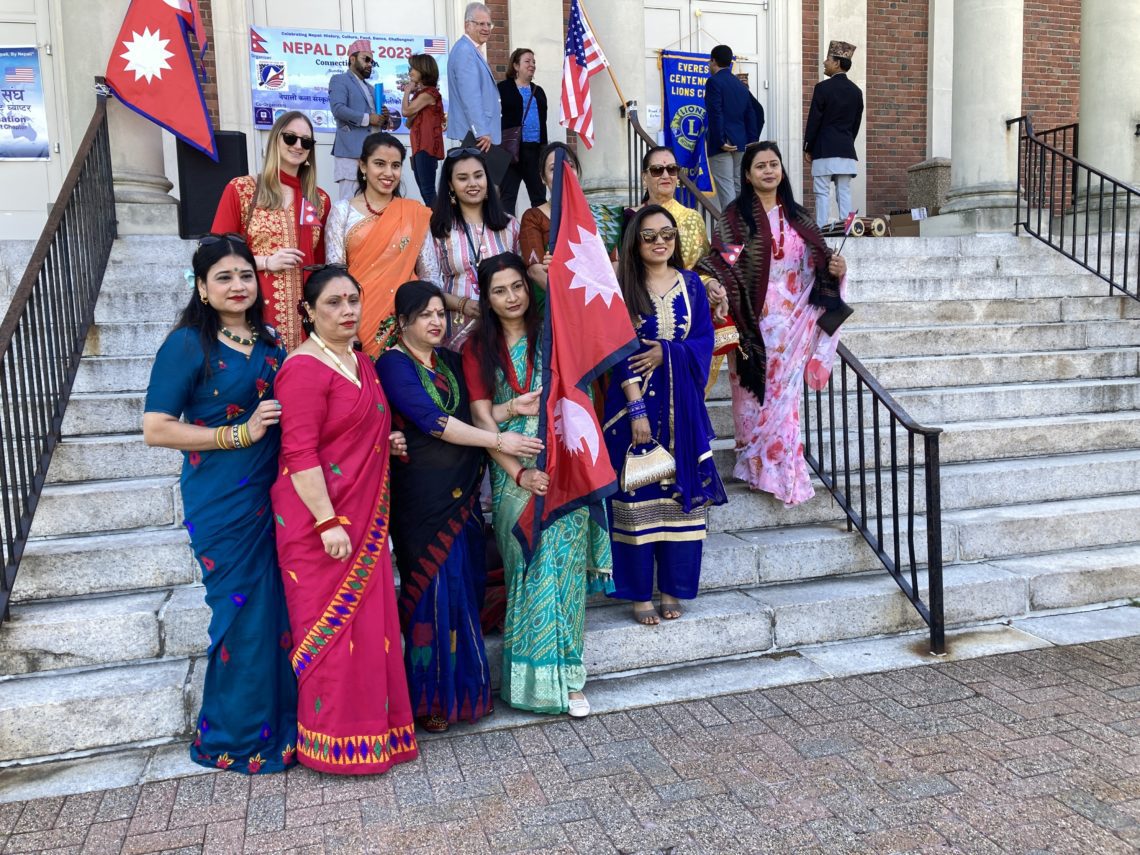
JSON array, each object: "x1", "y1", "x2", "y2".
[
  {"x1": 329, "y1": 70, "x2": 374, "y2": 159},
  {"x1": 704, "y1": 68, "x2": 763, "y2": 153},
  {"x1": 446, "y1": 36, "x2": 501, "y2": 143}
]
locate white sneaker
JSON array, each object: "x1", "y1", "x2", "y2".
[{"x1": 567, "y1": 693, "x2": 590, "y2": 718}]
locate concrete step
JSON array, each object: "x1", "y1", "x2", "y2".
[
  {"x1": 14, "y1": 528, "x2": 196, "y2": 603},
  {"x1": 103, "y1": 236, "x2": 195, "y2": 268},
  {"x1": 0, "y1": 659, "x2": 192, "y2": 762},
  {"x1": 28, "y1": 476, "x2": 181, "y2": 539},
  {"x1": 74, "y1": 356, "x2": 152, "y2": 394},
  {"x1": 843, "y1": 321, "x2": 1096, "y2": 359},
  {"x1": 947, "y1": 492, "x2": 1140, "y2": 563},
  {"x1": 852, "y1": 273, "x2": 1104, "y2": 304},
  {"x1": 84, "y1": 322, "x2": 172, "y2": 358},
  {"x1": 47, "y1": 434, "x2": 180, "y2": 483},
  {"x1": 848, "y1": 295, "x2": 1140, "y2": 330},
  {"x1": 709, "y1": 448, "x2": 1140, "y2": 534},
  {"x1": 706, "y1": 377, "x2": 1140, "y2": 436},
  {"x1": 847, "y1": 253, "x2": 1095, "y2": 280},
  {"x1": 62, "y1": 392, "x2": 146, "y2": 436},
  {"x1": 94, "y1": 289, "x2": 185, "y2": 326},
  {"x1": 990, "y1": 543, "x2": 1140, "y2": 612}
]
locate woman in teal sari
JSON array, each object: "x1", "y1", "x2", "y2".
[
  {"x1": 462, "y1": 252, "x2": 613, "y2": 718},
  {"x1": 143, "y1": 234, "x2": 297, "y2": 773}
]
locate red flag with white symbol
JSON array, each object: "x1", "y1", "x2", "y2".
[
  {"x1": 104, "y1": 0, "x2": 217, "y2": 160},
  {"x1": 299, "y1": 196, "x2": 320, "y2": 227},
  {"x1": 719, "y1": 243, "x2": 744, "y2": 267},
  {"x1": 843, "y1": 210, "x2": 860, "y2": 235},
  {"x1": 513, "y1": 149, "x2": 638, "y2": 558}
]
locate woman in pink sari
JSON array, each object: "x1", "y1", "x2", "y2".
[{"x1": 271, "y1": 266, "x2": 417, "y2": 775}]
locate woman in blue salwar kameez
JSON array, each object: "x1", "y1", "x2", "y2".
[
  {"x1": 143, "y1": 235, "x2": 297, "y2": 773},
  {"x1": 604, "y1": 205, "x2": 727, "y2": 625}
]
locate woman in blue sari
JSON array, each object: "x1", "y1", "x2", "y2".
[
  {"x1": 605, "y1": 206, "x2": 727, "y2": 625},
  {"x1": 377, "y1": 280, "x2": 542, "y2": 733},
  {"x1": 143, "y1": 234, "x2": 297, "y2": 774},
  {"x1": 462, "y1": 253, "x2": 614, "y2": 718}
]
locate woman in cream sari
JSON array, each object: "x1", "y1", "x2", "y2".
[{"x1": 326, "y1": 132, "x2": 434, "y2": 356}]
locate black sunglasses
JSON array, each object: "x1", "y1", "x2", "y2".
[
  {"x1": 301, "y1": 263, "x2": 349, "y2": 274},
  {"x1": 446, "y1": 146, "x2": 484, "y2": 160},
  {"x1": 197, "y1": 232, "x2": 248, "y2": 249},
  {"x1": 281, "y1": 131, "x2": 315, "y2": 151},
  {"x1": 646, "y1": 163, "x2": 681, "y2": 177}
]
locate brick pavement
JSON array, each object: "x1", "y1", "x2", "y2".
[{"x1": 3, "y1": 637, "x2": 1140, "y2": 854}]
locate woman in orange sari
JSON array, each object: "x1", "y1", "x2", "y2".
[
  {"x1": 212, "y1": 111, "x2": 330, "y2": 350},
  {"x1": 271, "y1": 266, "x2": 417, "y2": 775},
  {"x1": 326, "y1": 132, "x2": 434, "y2": 356}
]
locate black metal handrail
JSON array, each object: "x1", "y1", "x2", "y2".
[
  {"x1": 1008, "y1": 114, "x2": 1140, "y2": 301},
  {"x1": 625, "y1": 103, "x2": 946, "y2": 653},
  {"x1": 802, "y1": 345, "x2": 945, "y2": 653},
  {"x1": 0, "y1": 85, "x2": 116, "y2": 624}
]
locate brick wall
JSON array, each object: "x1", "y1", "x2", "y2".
[
  {"x1": 1022, "y1": 1, "x2": 1080, "y2": 131},
  {"x1": 866, "y1": 0, "x2": 928, "y2": 216},
  {"x1": 485, "y1": 0, "x2": 510, "y2": 78},
  {"x1": 196, "y1": 0, "x2": 219, "y2": 128},
  {"x1": 801, "y1": 0, "x2": 819, "y2": 209}
]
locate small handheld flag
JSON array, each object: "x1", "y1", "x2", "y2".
[{"x1": 299, "y1": 197, "x2": 320, "y2": 227}]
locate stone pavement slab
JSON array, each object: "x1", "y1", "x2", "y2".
[{"x1": 2, "y1": 636, "x2": 1140, "y2": 853}]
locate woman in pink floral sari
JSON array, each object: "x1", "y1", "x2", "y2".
[{"x1": 698, "y1": 142, "x2": 851, "y2": 506}]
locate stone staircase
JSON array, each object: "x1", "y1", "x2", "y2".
[{"x1": 3, "y1": 232, "x2": 1140, "y2": 786}]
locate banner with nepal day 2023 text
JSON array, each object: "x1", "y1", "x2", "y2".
[
  {"x1": 659, "y1": 50, "x2": 713, "y2": 199},
  {"x1": 249, "y1": 27, "x2": 449, "y2": 134}
]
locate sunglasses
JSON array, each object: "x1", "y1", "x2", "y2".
[
  {"x1": 646, "y1": 164, "x2": 681, "y2": 177},
  {"x1": 301, "y1": 263, "x2": 349, "y2": 274},
  {"x1": 446, "y1": 146, "x2": 484, "y2": 160},
  {"x1": 640, "y1": 227, "x2": 678, "y2": 244},
  {"x1": 358, "y1": 56, "x2": 374, "y2": 64},
  {"x1": 197, "y1": 232, "x2": 248, "y2": 249},
  {"x1": 281, "y1": 131, "x2": 315, "y2": 151}
]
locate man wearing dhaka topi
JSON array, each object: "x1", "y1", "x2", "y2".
[{"x1": 329, "y1": 39, "x2": 390, "y2": 201}]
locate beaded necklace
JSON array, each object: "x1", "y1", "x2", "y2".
[
  {"x1": 501, "y1": 334, "x2": 534, "y2": 395},
  {"x1": 363, "y1": 190, "x2": 390, "y2": 218},
  {"x1": 220, "y1": 327, "x2": 258, "y2": 346},
  {"x1": 400, "y1": 344, "x2": 459, "y2": 415},
  {"x1": 310, "y1": 333, "x2": 361, "y2": 388}
]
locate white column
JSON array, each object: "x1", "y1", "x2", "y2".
[
  {"x1": 576, "y1": 2, "x2": 646, "y2": 198},
  {"x1": 816, "y1": 0, "x2": 867, "y2": 218},
  {"x1": 1079, "y1": 0, "x2": 1140, "y2": 186},
  {"x1": 939, "y1": 0, "x2": 1022, "y2": 228},
  {"x1": 59, "y1": 0, "x2": 178, "y2": 235},
  {"x1": 926, "y1": 0, "x2": 953, "y2": 159}
]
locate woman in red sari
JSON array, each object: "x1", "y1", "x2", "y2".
[
  {"x1": 212, "y1": 111, "x2": 331, "y2": 350},
  {"x1": 270, "y1": 266, "x2": 417, "y2": 775}
]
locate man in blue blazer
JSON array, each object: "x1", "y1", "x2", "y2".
[
  {"x1": 705, "y1": 44, "x2": 763, "y2": 212},
  {"x1": 447, "y1": 2, "x2": 504, "y2": 177},
  {"x1": 329, "y1": 39, "x2": 388, "y2": 200}
]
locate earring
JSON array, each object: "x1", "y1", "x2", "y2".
[{"x1": 200, "y1": 293, "x2": 208, "y2": 305}]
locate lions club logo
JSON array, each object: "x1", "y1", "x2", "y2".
[{"x1": 669, "y1": 104, "x2": 706, "y2": 153}]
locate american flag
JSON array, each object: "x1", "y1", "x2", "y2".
[
  {"x1": 4, "y1": 67, "x2": 35, "y2": 84},
  {"x1": 423, "y1": 38, "x2": 446, "y2": 55},
  {"x1": 560, "y1": 0, "x2": 608, "y2": 148}
]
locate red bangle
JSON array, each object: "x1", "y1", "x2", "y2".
[
  {"x1": 514, "y1": 468, "x2": 527, "y2": 487},
  {"x1": 314, "y1": 515, "x2": 349, "y2": 534}
]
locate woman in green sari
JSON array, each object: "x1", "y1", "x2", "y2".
[{"x1": 461, "y1": 252, "x2": 613, "y2": 718}]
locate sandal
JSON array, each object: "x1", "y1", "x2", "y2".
[
  {"x1": 633, "y1": 604, "x2": 660, "y2": 626},
  {"x1": 659, "y1": 599, "x2": 683, "y2": 620},
  {"x1": 418, "y1": 715, "x2": 449, "y2": 733},
  {"x1": 568, "y1": 692, "x2": 590, "y2": 718}
]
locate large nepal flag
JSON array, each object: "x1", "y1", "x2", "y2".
[
  {"x1": 104, "y1": 0, "x2": 217, "y2": 159},
  {"x1": 513, "y1": 148, "x2": 639, "y2": 558}
]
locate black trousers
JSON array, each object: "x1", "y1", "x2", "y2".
[{"x1": 499, "y1": 141, "x2": 546, "y2": 216}]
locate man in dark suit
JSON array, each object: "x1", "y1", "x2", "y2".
[
  {"x1": 329, "y1": 39, "x2": 388, "y2": 200},
  {"x1": 704, "y1": 44, "x2": 763, "y2": 212},
  {"x1": 804, "y1": 40, "x2": 864, "y2": 227}
]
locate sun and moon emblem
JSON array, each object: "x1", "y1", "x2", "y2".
[
  {"x1": 564, "y1": 225, "x2": 623, "y2": 308},
  {"x1": 554, "y1": 396, "x2": 600, "y2": 464},
  {"x1": 119, "y1": 26, "x2": 174, "y2": 84}
]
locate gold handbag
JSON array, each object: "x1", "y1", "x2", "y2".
[{"x1": 620, "y1": 439, "x2": 676, "y2": 492}]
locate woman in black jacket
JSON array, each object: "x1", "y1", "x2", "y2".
[{"x1": 497, "y1": 48, "x2": 548, "y2": 216}]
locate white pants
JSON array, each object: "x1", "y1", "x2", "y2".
[
  {"x1": 813, "y1": 173, "x2": 853, "y2": 227},
  {"x1": 709, "y1": 150, "x2": 743, "y2": 212},
  {"x1": 334, "y1": 157, "x2": 359, "y2": 201}
]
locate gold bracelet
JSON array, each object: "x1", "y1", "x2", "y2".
[
  {"x1": 239, "y1": 422, "x2": 252, "y2": 448},
  {"x1": 507, "y1": 397, "x2": 516, "y2": 418},
  {"x1": 495, "y1": 431, "x2": 503, "y2": 452},
  {"x1": 214, "y1": 426, "x2": 228, "y2": 450}
]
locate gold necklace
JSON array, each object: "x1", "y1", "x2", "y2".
[{"x1": 310, "y1": 333, "x2": 360, "y2": 388}]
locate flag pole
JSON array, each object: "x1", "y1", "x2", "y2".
[{"x1": 577, "y1": 0, "x2": 630, "y2": 110}]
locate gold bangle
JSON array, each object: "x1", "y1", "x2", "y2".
[
  {"x1": 214, "y1": 426, "x2": 228, "y2": 450},
  {"x1": 495, "y1": 431, "x2": 503, "y2": 452},
  {"x1": 240, "y1": 422, "x2": 252, "y2": 447}
]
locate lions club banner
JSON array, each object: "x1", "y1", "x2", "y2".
[
  {"x1": 249, "y1": 26, "x2": 449, "y2": 134},
  {"x1": 659, "y1": 50, "x2": 713, "y2": 197}
]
